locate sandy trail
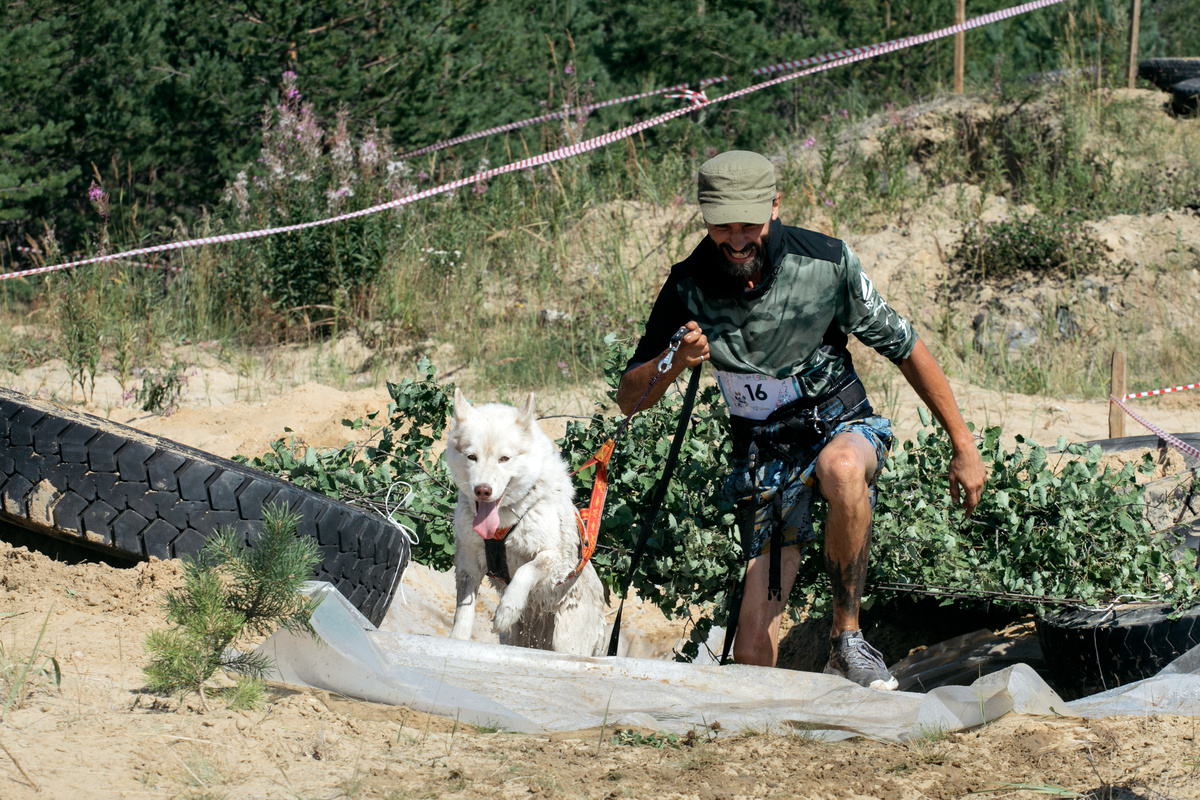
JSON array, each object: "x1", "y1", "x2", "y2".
[{"x1": 2, "y1": 538, "x2": 1198, "y2": 800}]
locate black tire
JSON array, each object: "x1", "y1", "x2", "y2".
[
  {"x1": 1137, "y1": 57, "x2": 1200, "y2": 91},
  {"x1": 1172, "y1": 78, "x2": 1200, "y2": 116},
  {"x1": 0, "y1": 388, "x2": 406, "y2": 626},
  {"x1": 1036, "y1": 603, "x2": 1200, "y2": 700}
]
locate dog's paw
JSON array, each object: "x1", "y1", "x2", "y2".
[{"x1": 492, "y1": 602, "x2": 522, "y2": 634}]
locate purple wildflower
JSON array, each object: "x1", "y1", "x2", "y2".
[{"x1": 88, "y1": 180, "x2": 110, "y2": 220}]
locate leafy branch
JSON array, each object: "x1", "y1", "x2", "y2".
[{"x1": 244, "y1": 340, "x2": 1200, "y2": 663}]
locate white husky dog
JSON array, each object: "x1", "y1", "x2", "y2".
[{"x1": 445, "y1": 389, "x2": 606, "y2": 656}]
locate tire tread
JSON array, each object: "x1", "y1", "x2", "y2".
[
  {"x1": 0, "y1": 388, "x2": 404, "y2": 626},
  {"x1": 1038, "y1": 603, "x2": 1200, "y2": 699}
]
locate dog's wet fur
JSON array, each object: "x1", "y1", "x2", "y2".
[{"x1": 446, "y1": 389, "x2": 606, "y2": 655}]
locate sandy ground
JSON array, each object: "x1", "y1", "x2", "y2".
[
  {"x1": 2, "y1": 540, "x2": 1199, "y2": 800},
  {"x1": 2, "y1": 346, "x2": 1197, "y2": 798},
  {"x1": 1, "y1": 344, "x2": 1197, "y2": 798}
]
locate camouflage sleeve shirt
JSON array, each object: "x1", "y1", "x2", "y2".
[{"x1": 626, "y1": 219, "x2": 917, "y2": 405}]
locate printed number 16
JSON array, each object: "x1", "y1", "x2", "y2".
[{"x1": 744, "y1": 383, "x2": 768, "y2": 401}]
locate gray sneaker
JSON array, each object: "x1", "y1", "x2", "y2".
[{"x1": 823, "y1": 630, "x2": 899, "y2": 691}]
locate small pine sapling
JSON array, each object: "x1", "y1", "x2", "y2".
[{"x1": 143, "y1": 503, "x2": 321, "y2": 709}]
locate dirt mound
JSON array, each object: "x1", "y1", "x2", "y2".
[{"x1": 0, "y1": 539, "x2": 181, "y2": 616}]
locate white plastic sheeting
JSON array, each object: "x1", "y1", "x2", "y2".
[
  {"x1": 256, "y1": 583, "x2": 1200, "y2": 742},
  {"x1": 1066, "y1": 643, "x2": 1200, "y2": 718}
]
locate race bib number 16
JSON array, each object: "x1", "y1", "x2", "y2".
[{"x1": 714, "y1": 370, "x2": 801, "y2": 420}]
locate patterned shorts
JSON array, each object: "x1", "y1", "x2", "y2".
[{"x1": 720, "y1": 416, "x2": 893, "y2": 560}]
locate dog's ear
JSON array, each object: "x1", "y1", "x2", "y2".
[
  {"x1": 516, "y1": 392, "x2": 536, "y2": 429},
  {"x1": 452, "y1": 388, "x2": 472, "y2": 423}
]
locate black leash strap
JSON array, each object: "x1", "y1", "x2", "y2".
[
  {"x1": 718, "y1": 567, "x2": 748, "y2": 664},
  {"x1": 719, "y1": 498, "x2": 759, "y2": 665},
  {"x1": 768, "y1": 490, "x2": 784, "y2": 601},
  {"x1": 606, "y1": 366, "x2": 703, "y2": 657}
]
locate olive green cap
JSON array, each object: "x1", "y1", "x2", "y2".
[{"x1": 697, "y1": 151, "x2": 776, "y2": 225}]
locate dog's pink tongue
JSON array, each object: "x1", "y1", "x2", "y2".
[{"x1": 473, "y1": 500, "x2": 501, "y2": 539}]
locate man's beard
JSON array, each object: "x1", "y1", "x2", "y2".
[{"x1": 717, "y1": 233, "x2": 769, "y2": 281}]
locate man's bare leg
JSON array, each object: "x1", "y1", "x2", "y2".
[
  {"x1": 727, "y1": 431, "x2": 879, "y2": 667},
  {"x1": 814, "y1": 432, "x2": 878, "y2": 637},
  {"x1": 814, "y1": 431, "x2": 898, "y2": 688},
  {"x1": 730, "y1": 543, "x2": 804, "y2": 666}
]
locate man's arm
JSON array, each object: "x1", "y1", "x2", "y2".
[
  {"x1": 896, "y1": 339, "x2": 986, "y2": 513},
  {"x1": 616, "y1": 321, "x2": 709, "y2": 416}
]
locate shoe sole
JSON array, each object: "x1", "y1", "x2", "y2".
[{"x1": 823, "y1": 665, "x2": 899, "y2": 691}]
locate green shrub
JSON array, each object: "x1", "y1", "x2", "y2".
[
  {"x1": 135, "y1": 360, "x2": 188, "y2": 415},
  {"x1": 866, "y1": 411, "x2": 1200, "y2": 616},
  {"x1": 217, "y1": 74, "x2": 396, "y2": 326},
  {"x1": 956, "y1": 212, "x2": 1106, "y2": 279},
  {"x1": 245, "y1": 342, "x2": 1200, "y2": 661}
]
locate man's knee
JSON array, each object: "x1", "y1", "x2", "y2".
[{"x1": 815, "y1": 438, "x2": 873, "y2": 492}]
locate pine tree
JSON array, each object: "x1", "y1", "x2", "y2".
[
  {"x1": 0, "y1": 6, "x2": 79, "y2": 227},
  {"x1": 143, "y1": 503, "x2": 320, "y2": 710}
]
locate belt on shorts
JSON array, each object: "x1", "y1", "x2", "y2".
[{"x1": 727, "y1": 372, "x2": 870, "y2": 466}]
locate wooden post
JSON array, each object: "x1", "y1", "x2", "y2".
[
  {"x1": 1109, "y1": 350, "x2": 1127, "y2": 438},
  {"x1": 1126, "y1": 0, "x2": 1142, "y2": 89},
  {"x1": 954, "y1": 0, "x2": 966, "y2": 94}
]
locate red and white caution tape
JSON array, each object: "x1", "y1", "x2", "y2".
[
  {"x1": 15, "y1": 245, "x2": 179, "y2": 274},
  {"x1": 400, "y1": 76, "x2": 733, "y2": 160},
  {"x1": 1124, "y1": 383, "x2": 1200, "y2": 401},
  {"x1": 3, "y1": 0, "x2": 1068, "y2": 285},
  {"x1": 398, "y1": 83, "x2": 691, "y2": 159},
  {"x1": 665, "y1": 89, "x2": 709, "y2": 107},
  {"x1": 753, "y1": 38, "x2": 905, "y2": 76},
  {"x1": 1110, "y1": 395, "x2": 1200, "y2": 460}
]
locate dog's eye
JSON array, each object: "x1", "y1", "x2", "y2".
[
  {"x1": 498, "y1": 456, "x2": 510, "y2": 463},
  {"x1": 466, "y1": 454, "x2": 478, "y2": 462}
]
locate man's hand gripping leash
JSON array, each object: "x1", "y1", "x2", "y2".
[{"x1": 656, "y1": 326, "x2": 691, "y2": 374}]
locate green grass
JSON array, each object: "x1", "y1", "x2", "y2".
[
  {"x1": 3, "y1": 78, "x2": 1197, "y2": 403},
  {"x1": 0, "y1": 609, "x2": 61, "y2": 720}
]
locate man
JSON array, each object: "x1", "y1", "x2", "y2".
[{"x1": 617, "y1": 150, "x2": 985, "y2": 690}]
